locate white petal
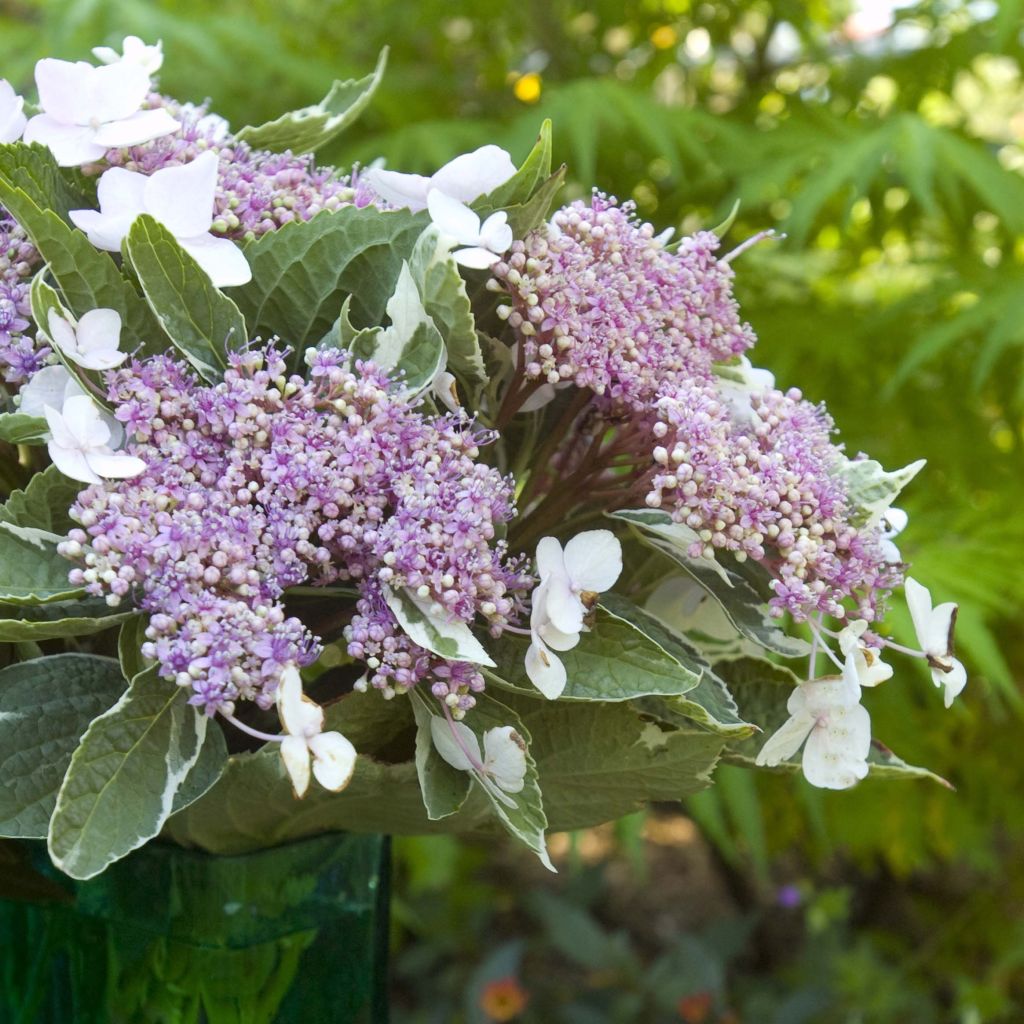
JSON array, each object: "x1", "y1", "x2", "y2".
[
  {"x1": 904, "y1": 577, "x2": 934, "y2": 651},
  {"x1": 276, "y1": 663, "x2": 323, "y2": 737},
  {"x1": 85, "y1": 450, "x2": 148, "y2": 480},
  {"x1": 0, "y1": 81, "x2": 26, "y2": 143},
  {"x1": 23, "y1": 115, "x2": 105, "y2": 166},
  {"x1": 92, "y1": 108, "x2": 180, "y2": 149},
  {"x1": 431, "y1": 370, "x2": 460, "y2": 413},
  {"x1": 883, "y1": 507, "x2": 908, "y2": 537},
  {"x1": 91, "y1": 46, "x2": 120, "y2": 65},
  {"x1": 61, "y1": 394, "x2": 109, "y2": 447},
  {"x1": 562, "y1": 529, "x2": 623, "y2": 593},
  {"x1": 46, "y1": 309, "x2": 80, "y2": 359},
  {"x1": 543, "y1": 571, "x2": 584, "y2": 636},
  {"x1": 479, "y1": 211, "x2": 513, "y2": 253},
  {"x1": 179, "y1": 234, "x2": 252, "y2": 288},
  {"x1": 927, "y1": 602, "x2": 957, "y2": 659},
  {"x1": 280, "y1": 734, "x2": 312, "y2": 798},
  {"x1": 68, "y1": 208, "x2": 137, "y2": 250},
  {"x1": 426, "y1": 189, "x2": 481, "y2": 245},
  {"x1": 520, "y1": 383, "x2": 557, "y2": 412},
  {"x1": 481, "y1": 726, "x2": 527, "y2": 794},
  {"x1": 364, "y1": 167, "x2": 431, "y2": 211},
  {"x1": 19, "y1": 366, "x2": 75, "y2": 418},
  {"x1": 33, "y1": 59, "x2": 95, "y2": 125},
  {"x1": 802, "y1": 704, "x2": 871, "y2": 790},
  {"x1": 144, "y1": 152, "x2": 219, "y2": 238},
  {"x1": 754, "y1": 711, "x2": 814, "y2": 767},
  {"x1": 88, "y1": 61, "x2": 152, "y2": 124},
  {"x1": 430, "y1": 716, "x2": 480, "y2": 772},
  {"x1": 97, "y1": 166, "x2": 150, "y2": 217},
  {"x1": 538, "y1": 618, "x2": 580, "y2": 652},
  {"x1": 534, "y1": 536, "x2": 565, "y2": 582},
  {"x1": 73, "y1": 308, "x2": 125, "y2": 369},
  {"x1": 452, "y1": 246, "x2": 502, "y2": 269},
  {"x1": 309, "y1": 731, "x2": 357, "y2": 791},
  {"x1": 430, "y1": 145, "x2": 517, "y2": 204},
  {"x1": 934, "y1": 658, "x2": 967, "y2": 708},
  {"x1": 47, "y1": 439, "x2": 101, "y2": 485},
  {"x1": 837, "y1": 619, "x2": 868, "y2": 655},
  {"x1": 524, "y1": 639, "x2": 566, "y2": 700}
]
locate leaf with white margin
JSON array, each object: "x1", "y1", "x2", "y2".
[
  {"x1": 0, "y1": 519, "x2": 83, "y2": 604},
  {"x1": 0, "y1": 597, "x2": 132, "y2": 642},
  {"x1": 0, "y1": 462, "x2": 81, "y2": 535},
  {"x1": 409, "y1": 691, "x2": 471, "y2": 820},
  {"x1": 236, "y1": 48, "x2": 388, "y2": 154},
  {"x1": 350, "y1": 261, "x2": 446, "y2": 393},
  {"x1": 0, "y1": 412, "x2": 48, "y2": 444},
  {"x1": 488, "y1": 598, "x2": 702, "y2": 702},
  {"x1": 716, "y1": 655, "x2": 951, "y2": 786},
  {"x1": 611, "y1": 509, "x2": 810, "y2": 659},
  {"x1": 834, "y1": 455, "x2": 926, "y2": 528},
  {"x1": 0, "y1": 654, "x2": 126, "y2": 839},
  {"x1": 475, "y1": 119, "x2": 553, "y2": 212},
  {"x1": 383, "y1": 584, "x2": 496, "y2": 667},
  {"x1": 124, "y1": 215, "x2": 249, "y2": 382},
  {"x1": 48, "y1": 664, "x2": 211, "y2": 879},
  {"x1": 409, "y1": 224, "x2": 485, "y2": 385},
  {"x1": 610, "y1": 508, "x2": 733, "y2": 585}
]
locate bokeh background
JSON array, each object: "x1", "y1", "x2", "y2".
[{"x1": 3, "y1": 0, "x2": 1023, "y2": 1020}]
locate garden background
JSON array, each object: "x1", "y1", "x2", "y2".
[{"x1": 2, "y1": 0, "x2": 1022, "y2": 1020}]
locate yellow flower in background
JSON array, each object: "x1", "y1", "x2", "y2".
[
  {"x1": 513, "y1": 72, "x2": 542, "y2": 103},
  {"x1": 650, "y1": 24, "x2": 679, "y2": 50}
]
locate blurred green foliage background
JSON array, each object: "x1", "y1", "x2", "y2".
[{"x1": 3, "y1": 0, "x2": 1024, "y2": 1019}]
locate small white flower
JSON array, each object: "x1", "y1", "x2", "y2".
[
  {"x1": 426, "y1": 189, "x2": 513, "y2": 269},
  {"x1": 905, "y1": 576, "x2": 967, "y2": 708},
  {"x1": 47, "y1": 307, "x2": 126, "y2": 371},
  {"x1": 430, "y1": 369, "x2": 460, "y2": 412},
  {"x1": 276, "y1": 664, "x2": 356, "y2": 798},
  {"x1": 69, "y1": 151, "x2": 252, "y2": 287},
  {"x1": 23, "y1": 58, "x2": 179, "y2": 166},
  {"x1": 837, "y1": 619, "x2": 893, "y2": 689},
  {"x1": 92, "y1": 36, "x2": 164, "y2": 75},
  {"x1": 879, "y1": 507, "x2": 908, "y2": 563},
  {"x1": 524, "y1": 530, "x2": 623, "y2": 699},
  {"x1": 366, "y1": 144, "x2": 517, "y2": 213},
  {"x1": 0, "y1": 79, "x2": 27, "y2": 143},
  {"x1": 430, "y1": 716, "x2": 526, "y2": 808},
  {"x1": 43, "y1": 394, "x2": 146, "y2": 485},
  {"x1": 755, "y1": 660, "x2": 871, "y2": 790}
]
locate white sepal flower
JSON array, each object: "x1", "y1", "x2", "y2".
[
  {"x1": 0, "y1": 80, "x2": 27, "y2": 143},
  {"x1": 276, "y1": 664, "x2": 357, "y2": 798},
  {"x1": 366, "y1": 145, "x2": 516, "y2": 212},
  {"x1": 92, "y1": 36, "x2": 164, "y2": 75},
  {"x1": 905, "y1": 576, "x2": 967, "y2": 708},
  {"x1": 47, "y1": 307, "x2": 126, "y2": 370},
  {"x1": 23, "y1": 58, "x2": 178, "y2": 166},
  {"x1": 426, "y1": 189, "x2": 513, "y2": 269},
  {"x1": 21, "y1": 364, "x2": 126, "y2": 446},
  {"x1": 755, "y1": 663, "x2": 871, "y2": 790},
  {"x1": 430, "y1": 716, "x2": 526, "y2": 808},
  {"x1": 838, "y1": 619, "x2": 893, "y2": 689},
  {"x1": 524, "y1": 530, "x2": 623, "y2": 700},
  {"x1": 69, "y1": 151, "x2": 252, "y2": 287},
  {"x1": 879, "y1": 507, "x2": 908, "y2": 563},
  {"x1": 43, "y1": 394, "x2": 146, "y2": 485}
]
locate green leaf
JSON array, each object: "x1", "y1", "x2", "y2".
[
  {"x1": 0, "y1": 463, "x2": 81, "y2": 535},
  {"x1": 634, "y1": 671, "x2": 756, "y2": 739},
  {"x1": 716, "y1": 656, "x2": 949, "y2": 785},
  {"x1": 487, "y1": 600, "x2": 701, "y2": 702},
  {"x1": 231, "y1": 205, "x2": 425, "y2": 350},
  {"x1": 171, "y1": 717, "x2": 229, "y2": 814},
  {"x1": 503, "y1": 165, "x2": 567, "y2": 238},
  {"x1": 124, "y1": 215, "x2": 248, "y2": 382},
  {"x1": 0, "y1": 180, "x2": 158, "y2": 345},
  {"x1": 350, "y1": 261, "x2": 446, "y2": 392},
  {"x1": 0, "y1": 597, "x2": 132, "y2": 641},
  {"x1": 48, "y1": 665, "x2": 211, "y2": 879},
  {"x1": 409, "y1": 226, "x2": 486, "y2": 385},
  {"x1": 383, "y1": 584, "x2": 496, "y2": 666},
  {"x1": 834, "y1": 456, "x2": 926, "y2": 528},
  {"x1": 235, "y1": 48, "x2": 388, "y2": 154},
  {"x1": 476, "y1": 120, "x2": 553, "y2": 212},
  {"x1": 0, "y1": 142, "x2": 88, "y2": 220},
  {"x1": 611, "y1": 509, "x2": 809, "y2": 659},
  {"x1": 0, "y1": 654, "x2": 126, "y2": 839},
  {"x1": 0, "y1": 520, "x2": 81, "y2": 604},
  {"x1": 0, "y1": 412, "x2": 47, "y2": 445},
  {"x1": 117, "y1": 615, "x2": 149, "y2": 682},
  {"x1": 410, "y1": 691, "x2": 472, "y2": 821}
]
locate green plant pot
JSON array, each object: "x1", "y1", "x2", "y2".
[{"x1": 0, "y1": 833, "x2": 390, "y2": 1024}]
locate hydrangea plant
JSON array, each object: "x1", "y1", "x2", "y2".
[{"x1": 0, "y1": 41, "x2": 965, "y2": 880}]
